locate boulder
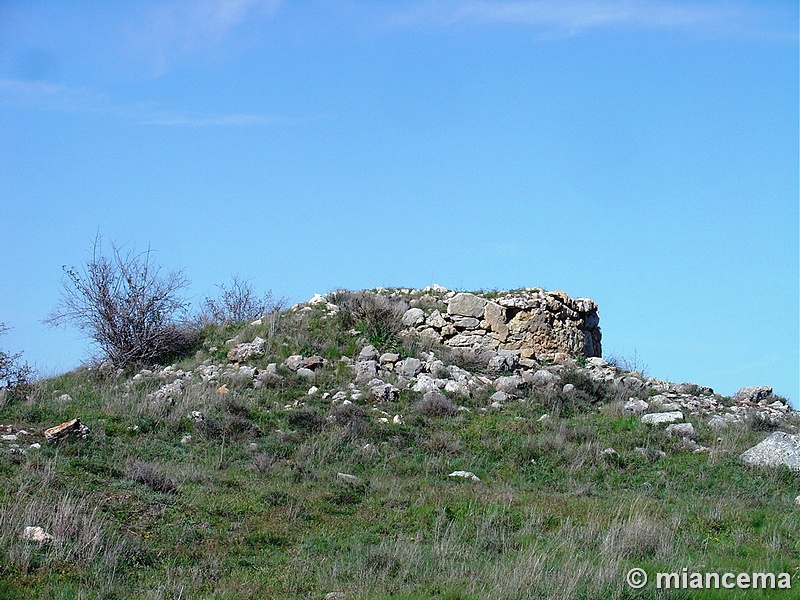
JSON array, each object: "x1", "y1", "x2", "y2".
[
  {"x1": 494, "y1": 375, "x2": 523, "y2": 395},
  {"x1": 44, "y1": 418, "x2": 90, "y2": 443},
  {"x1": 284, "y1": 355, "x2": 305, "y2": 371},
  {"x1": 447, "y1": 293, "x2": 487, "y2": 318},
  {"x1": 740, "y1": 432, "x2": 800, "y2": 471},
  {"x1": 665, "y1": 423, "x2": 695, "y2": 437},
  {"x1": 735, "y1": 386, "x2": 773, "y2": 404},
  {"x1": 401, "y1": 308, "x2": 425, "y2": 327},
  {"x1": 357, "y1": 345, "x2": 380, "y2": 362},
  {"x1": 355, "y1": 360, "x2": 377, "y2": 383},
  {"x1": 623, "y1": 398, "x2": 649, "y2": 415},
  {"x1": 396, "y1": 357, "x2": 424, "y2": 378},
  {"x1": 740, "y1": 431, "x2": 800, "y2": 472},
  {"x1": 227, "y1": 337, "x2": 267, "y2": 362}
]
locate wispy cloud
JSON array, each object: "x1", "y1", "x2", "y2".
[
  {"x1": 0, "y1": 77, "x2": 292, "y2": 127},
  {"x1": 388, "y1": 0, "x2": 794, "y2": 39},
  {"x1": 141, "y1": 112, "x2": 295, "y2": 127},
  {"x1": 0, "y1": 78, "x2": 107, "y2": 111},
  {"x1": 135, "y1": 0, "x2": 281, "y2": 76}
]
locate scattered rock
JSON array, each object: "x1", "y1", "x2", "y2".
[
  {"x1": 357, "y1": 345, "x2": 380, "y2": 362},
  {"x1": 227, "y1": 337, "x2": 266, "y2": 362},
  {"x1": 447, "y1": 293, "x2": 487, "y2": 318},
  {"x1": 402, "y1": 307, "x2": 425, "y2": 327},
  {"x1": 740, "y1": 432, "x2": 800, "y2": 471},
  {"x1": 23, "y1": 526, "x2": 54, "y2": 544},
  {"x1": 735, "y1": 386, "x2": 773, "y2": 404},
  {"x1": 641, "y1": 411, "x2": 684, "y2": 425},
  {"x1": 449, "y1": 470, "x2": 481, "y2": 482},
  {"x1": 284, "y1": 355, "x2": 305, "y2": 371},
  {"x1": 665, "y1": 423, "x2": 695, "y2": 437},
  {"x1": 44, "y1": 419, "x2": 90, "y2": 443},
  {"x1": 624, "y1": 398, "x2": 649, "y2": 415}
]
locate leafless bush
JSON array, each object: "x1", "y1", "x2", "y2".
[
  {"x1": 329, "y1": 290, "x2": 408, "y2": 349},
  {"x1": 45, "y1": 236, "x2": 194, "y2": 368},
  {"x1": 412, "y1": 391, "x2": 457, "y2": 417},
  {"x1": 198, "y1": 274, "x2": 283, "y2": 326},
  {"x1": 0, "y1": 322, "x2": 33, "y2": 405},
  {"x1": 125, "y1": 459, "x2": 178, "y2": 494}
]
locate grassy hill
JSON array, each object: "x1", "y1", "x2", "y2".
[{"x1": 0, "y1": 291, "x2": 797, "y2": 599}]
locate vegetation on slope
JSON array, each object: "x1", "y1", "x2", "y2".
[{"x1": 0, "y1": 294, "x2": 798, "y2": 599}]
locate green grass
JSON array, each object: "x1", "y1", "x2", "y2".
[{"x1": 0, "y1": 312, "x2": 798, "y2": 599}]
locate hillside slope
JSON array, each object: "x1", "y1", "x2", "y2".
[{"x1": 1, "y1": 287, "x2": 797, "y2": 599}]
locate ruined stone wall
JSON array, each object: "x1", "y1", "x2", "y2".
[{"x1": 395, "y1": 287, "x2": 601, "y2": 361}]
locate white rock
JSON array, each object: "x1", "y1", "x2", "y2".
[
  {"x1": 448, "y1": 470, "x2": 481, "y2": 482},
  {"x1": 392, "y1": 414, "x2": 404, "y2": 425},
  {"x1": 337, "y1": 472, "x2": 359, "y2": 482},
  {"x1": 623, "y1": 398, "x2": 649, "y2": 415},
  {"x1": 402, "y1": 308, "x2": 425, "y2": 327},
  {"x1": 308, "y1": 386, "x2": 319, "y2": 395},
  {"x1": 180, "y1": 435, "x2": 192, "y2": 444},
  {"x1": 23, "y1": 526, "x2": 54, "y2": 543},
  {"x1": 641, "y1": 411, "x2": 684, "y2": 425},
  {"x1": 665, "y1": 422, "x2": 695, "y2": 437},
  {"x1": 741, "y1": 432, "x2": 800, "y2": 471}
]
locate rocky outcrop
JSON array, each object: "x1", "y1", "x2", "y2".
[{"x1": 424, "y1": 288, "x2": 602, "y2": 361}]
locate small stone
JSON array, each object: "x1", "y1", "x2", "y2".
[
  {"x1": 23, "y1": 526, "x2": 54, "y2": 543},
  {"x1": 189, "y1": 411, "x2": 205, "y2": 422},
  {"x1": 217, "y1": 384, "x2": 229, "y2": 395},
  {"x1": 296, "y1": 367, "x2": 315, "y2": 379},
  {"x1": 29, "y1": 443, "x2": 41, "y2": 450},
  {"x1": 449, "y1": 470, "x2": 481, "y2": 482},
  {"x1": 392, "y1": 414, "x2": 404, "y2": 425},
  {"x1": 337, "y1": 472, "x2": 359, "y2": 482},
  {"x1": 308, "y1": 386, "x2": 319, "y2": 395},
  {"x1": 180, "y1": 435, "x2": 192, "y2": 444},
  {"x1": 44, "y1": 418, "x2": 90, "y2": 443},
  {"x1": 490, "y1": 391, "x2": 508, "y2": 403}
]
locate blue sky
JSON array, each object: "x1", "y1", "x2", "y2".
[{"x1": 1, "y1": 0, "x2": 797, "y2": 404}]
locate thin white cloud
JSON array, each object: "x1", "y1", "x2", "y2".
[
  {"x1": 388, "y1": 0, "x2": 793, "y2": 38},
  {"x1": 0, "y1": 77, "x2": 110, "y2": 112},
  {"x1": 136, "y1": 0, "x2": 281, "y2": 76},
  {"x1": 0, "y1": 77, "x2": 292, "y2": 127},
  {"x1": 141, "y1": 112, "x2": 294, "y2": 127}
]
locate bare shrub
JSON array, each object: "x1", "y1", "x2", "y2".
[
  {"x1": 412, "y1": 391, "x2": 457, "y2": 417},
  {"x1": 330, "y1": 290, "x2": 408, "y2": 349},
  {"x1": 252, "y1": 452, "x2": 274, "y2": 475},
  {"x1": 125, "y1": 459, "x2": 178, "y2": 494},
  {"x1": 198, "y1": 274, "x2": 283, "y2": 326},
  {"x1": 45, "y1": 236, "x2": 195, "y2": 368},
  {"x1": 0, "y1": 322, "x2": 33, "y2": 405}
]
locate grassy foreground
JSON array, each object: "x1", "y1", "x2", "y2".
[{"x1": 0, "y1": 307, "x2": 798, "y2": 599}]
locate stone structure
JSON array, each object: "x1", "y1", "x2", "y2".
[{"x1": 394, "y1": 288, "x2": 601, "y2": 361}]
